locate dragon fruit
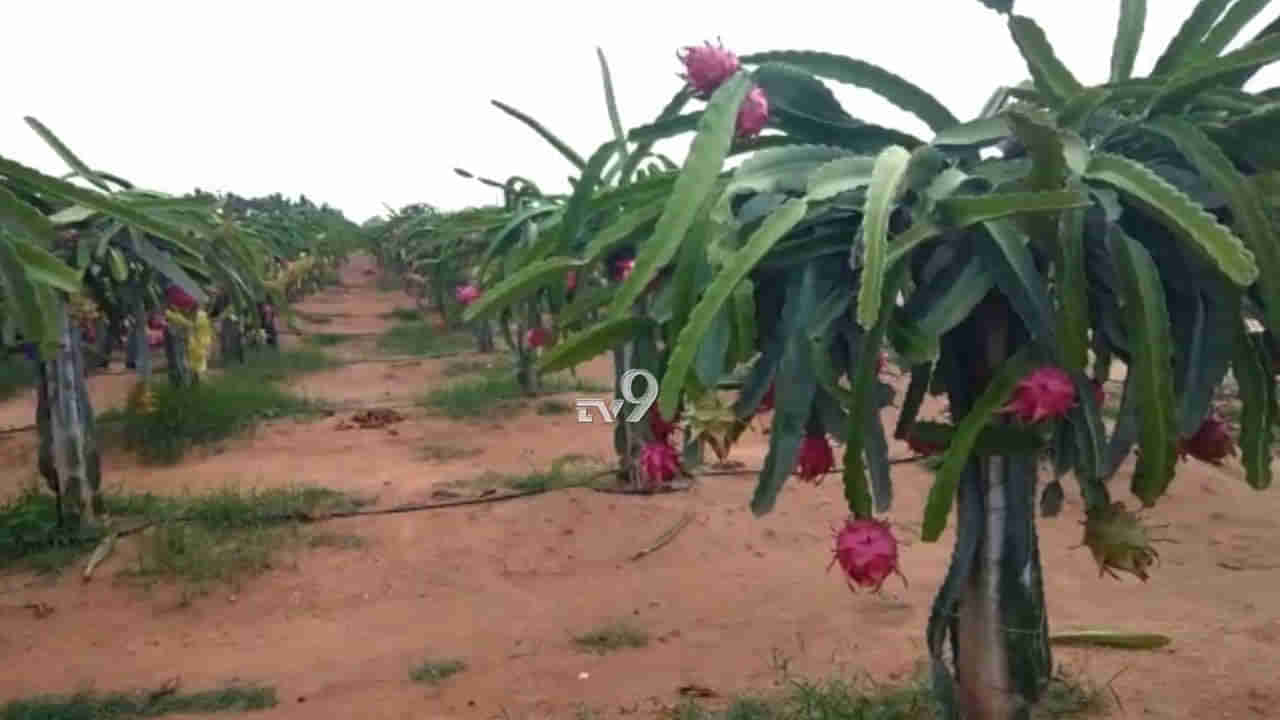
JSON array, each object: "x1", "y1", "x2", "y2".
[
  {"x1": 614, "y1": 258, "x2": 635, "y2": 282},
  {"x1": 735, "y1": 86, "x2": 770, "y2": 138},
  {"x1": 166, "y1": 286, "x2": 197, "y2": 312},
  {"x1": 905, "y1": 431, "x2": 944, "y2": 457},
  {"x1": 565, "y1": 271, "x2": 577, "y2": 292},
  {"x1": 455, "y1": 284, "x2": 481, "y2": 306},
  {"x1": 758, "y1": 383, "x2": 776, "y2": 413},
  {"x1": 677, "y1": 40, "x2": 741, "y2": 99},
  {"x1": 794, "y1": 433, "x2": 835, "y2": 483},
  {"x1": 525, "y1": 327, "x2": 553, "y2": 348},
  {"x1": 1091, "y1": 379, "x2": 1106, "y2": 410},
  {"x1": 649, "y1": 408, "x2": 679, "y2": 443},
  {"x1": 1082, "y1": 502, "x2": 1163, "y2": 581},
  {"x1": 1179, "y1": 413, "x2": 1235, "y2": 465},
  {"x1": 1001, "y1": 366, "x2": 1076, "y2": 423},
  {"x1": 830, "y1": 517, "x2": 904, "y2": 592},
  {"x1": 638, "y1": 440, "x2": 681, "y2": 489}
]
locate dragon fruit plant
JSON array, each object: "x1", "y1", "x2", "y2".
[
  {"x1": 458, "y1": 48, "x2": 767, "y2": 489},
  {"x1": 466, "y1": 1, "x2": 1280, "y2": 716},
  {"x1": 2, "y1": 119, "x2": 359, "y2": 528}
]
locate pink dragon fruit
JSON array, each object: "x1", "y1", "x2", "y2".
[
  {"x1": 525, "y1": 327, "x2": 553, "y2": 349},
  {"x1": 638, "y1": 440, "x2": 681, "y2": 489},
  {"x1": 1001, "y1": 366, "x2": 1076, "y2": 423},
  {"x1": 758, "y1": 383, "x2": 776, "y2": 412},
  {"x1": 565, "y1": 271, "x2": 577, "y2": 292},
  {"x1": 735, "y1": 86, "x2": 770, "y2": 138},
  {"x1": 794, "y1": 433, "x2": 835, "y2": 483},
  {"x1": 166, "y1": 286, "x2": 197, "y2": 312},
  {"x1": 905, "y1": 431, "x2": 943, "y2": 457},
  {"x1": 677, "y1": 40, "x2": 741, "y2": 99},
  {"x1": 614, "y1": 258, "x2": 635, "y2": 282},
  {"x1": 455, "y1": 284, "x2": 481, "y2": 306},
  {"x1": 649, "y1": 408, "x2": 679, "y2": 443},
  {"x1": 830, "y1": 517, "x2": 904, "y2": 592},
  {"x1": 1179, "y1": 413, "x2": 1236, "y2": 465}
]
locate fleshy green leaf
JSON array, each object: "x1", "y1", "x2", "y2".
[
  {"x1": 462, "y1": 257, "x2": 583, "y2": 322},
  {"x1": 0, "y1": 184, "x2": 63, "y2": 251},
  {"x1": 752, "y1": 267, "x2": 821, "y2": 516},
  {"x1": 1145, "y1": 116, "x2": 1280, "y2": 335},
  {"x1": 843, "y1": 267, "x2": 907, "y2": 519},
  {"x1": 555, "y1": 141, "x2": 618, "y2": 257},
  {"x1": 1110, "y1": 0, "x2": 1147, "y2": 81},
  {"x1": 856, "y1": 146, "x2": 913, "y2": 329},
  {"x1": 1232, "y1": 325, "x2": 1274, "y2": 490},
  {"x1": 806, "y1": 155, "x2": 878, "y2": 201},
  {"x1": 129, "y1": 229, "x2": 208, "y2": 304},
  {"x1": 658, "y1": 198, "x2": 808, "y2": 418},
  {"x1": 23, "y1": 116, "x2": 111, "y2": 192},
  {"x1": 0, "y1": 236, "x2": 51, "y2": 344},
  {"x1": 921, "y1": 347, "x2": 1035, "y2": 542},
  {"x1": 607, "y1": 73, "x2": 752, "y2": 318},
  {"x1": 1109, "y1": 227, "x2": 1177, "y2": 506},
  {"x1": 931, "y1": 117, "x2": 1011, "y2": 147},
  {"x1": 935, "y1": 190, "x2": 1090, "y2": 227},
  {"x1": 979, "y1": 219, "x2": 1054, "y2": 340},
  {"x1": 1008, "y1": 15, "x2": 1084, "y2": 106},
  {"x1": 1085, "y1": 152, "x2": 1258, "y2": 287},
  {"x1": 1151, "y1": 0, "x2": 1233, "y2": 76},
  {"x1": 899, "y1": 255, "x2": 994, "y2": 340},
  {"x1": 1198, "y1": 0, "x2": 1271, "y2": 61},
  {"x1": 719, "y1": 145, "x2": 851, "y2": 219},
  {"x1": 11, "y1": 240, "x2": 83, "y2": 294},
  {"x1": 1149, "y1": 32, "x2": 1280, "y2": 113},
  {"x1": 596, "y1": 48, "x2": 630, "y2": 183},
  {"x1": 0, "y1": 154, "x2": 202, "y2": 258},
  {"x1": 537, "y1": 316, "x2": 656, "y2": 375},
  {"x1": 490, "y1": 100, "x2": 587, "y2": 171},
  {"x1": 581, "y1": 196, "x2": 665, "y2": 264},
  {"x1": 741, "y1": 50, "x2": 958, "y2": 132}
]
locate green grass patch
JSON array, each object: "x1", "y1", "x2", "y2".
[
  {"x1": 573, "y1": 620, "x2": 649, "y2": 654},
  {"x1": 109, "y1": 349, "x2": 333, "y2": 464},
  {"x1": 442, "y1": 357, "x2": 511, "y2": 377},
  {"x1": 667, "y1": 667, "x2": 1105, "y2": 720},
  {"x1": 294, "y1": 310, "x2": 339, "y2": 325},
  {"x1": 231, "y1": 347, "x2": 336, "y2": 384},
  {"x1": 0, "y1": 356, "x2": 36, "y2": 402},
  {"x1": 304, "y1": 333, "x2": 356, "y2": 347},
  {"x1": 307, "y1": 531, "x2": 367, "y2": 550},
  {"x1": 376, "y1": 321, "x2": 471, "y2": 357},
  {"x1": 420, "y1": 444, "x2": 482, "y2": 463},
  {"x1": 536, "y1": 399, "x2": 573, "y2": 416},
  {"x1": 1, "y1": 485, "x2": 365, "y2": 582},
  {"x1": 381, "y1": 307, "x2": 421, "y2": 323},
  {"x1": 408, "y1": 658, "x2": 467, "y2": 686},
  {"x1": 420, "y1": 372, "x2": 607, "y2": 420},
  {"x1": 376, "y1": 273, "x2": 405, "y2": 292},
  {"x1": 0, "y1": 683, "x2": 276, "y2": 719},
  {"x1": 448, "y1": 455, "x2": 606, "y2": 494}
]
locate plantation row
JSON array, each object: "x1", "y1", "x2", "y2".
[
  {"x1": 1, "y1": 117, "x2": 363, "y2": 529},
  {"x1": 366, "y1": 1, "x2": 1280, "y2": 718}
]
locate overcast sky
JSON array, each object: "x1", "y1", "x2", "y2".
[{"x1": 7, "y1": 1, "x2": 1277, "y2": 223}]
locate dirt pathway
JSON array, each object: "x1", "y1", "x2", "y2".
[{"x1": 2, "y1": 254, "x2": 1278, "y2": 719}]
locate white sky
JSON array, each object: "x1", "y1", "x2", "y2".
[{"x1": 7, "y1": 1, "x2": 1277, "y2": 223}]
